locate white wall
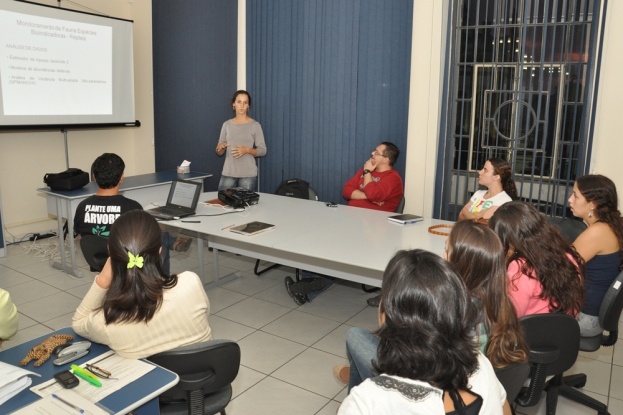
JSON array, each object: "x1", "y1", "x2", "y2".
[{"x1": 0, "y1": 0, "x2": 154, "y2": 238}]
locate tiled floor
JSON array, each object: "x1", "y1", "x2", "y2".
[{"x1": 1, "y1": 236, "x2": 623, "y2": 414}]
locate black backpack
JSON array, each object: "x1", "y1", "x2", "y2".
[{"x1": 274, "y1": 178, "x2": 310, "y2": 200}]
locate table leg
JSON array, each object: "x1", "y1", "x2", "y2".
[
  {"x1": 50, "y1": 197, "x2": 83, "y2": 278},
  {"x1": 197, "y1": 237, "x2": 205, "y2": 283},
  {"x1": 201, "y1": 243, "x2": 240, "y2": 290}
]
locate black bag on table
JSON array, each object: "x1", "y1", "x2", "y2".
[
  {"x1": 43, "y1": 168, "x2": 89, "y2": 191},
  {"x1": 274, "y1": 178, "x2": 310, "y2": 199}
]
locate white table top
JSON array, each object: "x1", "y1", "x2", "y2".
[{"x1": 163, "y1": 192, "x2": 452, "y2": 281}]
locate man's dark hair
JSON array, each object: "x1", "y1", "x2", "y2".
[
  {"x1": 92, "y1": 153, "x2": 125, "y2": 189},
  {"x1": 381, "y1": 142, "x2": 400, "y2": 167}
]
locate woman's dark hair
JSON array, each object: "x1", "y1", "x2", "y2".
[
  {"x1": 576, "y1": 174, "x2": 623, "y2": 269},
  {"x1": 488, "y1": 158, "x2": 518, "y2": 200},
  {"x1": 231, "y1": 90, "x2": 251, "y2": 111},
  {"x1": 447, "y1": 221, "x2": 528, "y2": 368},
  {"x1": 373, "y1": 249, "x2": 479, "y2": 391},
  {"x1": 102, "y1": 210, "x2": 178, "y2": 325},
  {"x1": 489, "y1": 201, "x2": 585, "y2": 315}
]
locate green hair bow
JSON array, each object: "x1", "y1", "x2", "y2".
[{"x1": 127, "y1": 252, "x2": 144, "y2": 269}]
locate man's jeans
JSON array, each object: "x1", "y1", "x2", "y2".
[{"x1": 346, "y1": 327, "x2": 379, "y2": 392}]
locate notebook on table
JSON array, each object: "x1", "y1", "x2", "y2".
[
  {"x1": 229, "y1": 221, "x2": 275, "y2": 236},
  {"x1": 145, "y1": 179, "x2": 202, "y2": 220}
]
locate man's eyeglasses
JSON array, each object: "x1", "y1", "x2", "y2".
[{"x1": 373, "y1": 150, "x2": 387, "y2": 157}]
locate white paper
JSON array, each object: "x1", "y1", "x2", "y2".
[
  {"x1": 180, "y1": 160, "x2": 191, "y2": 167},
  {"x1": 31, "y1": 351, "x2": 155, "y2": 402},
  {"x1": 0, "y1": 361, "x2": 40, "y2": 405},
  {"x1": 12, "y1": 389, "x2": 109, "y2": 415}
]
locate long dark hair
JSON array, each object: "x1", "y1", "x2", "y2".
[
  {"x1": 489, "y1": 158, "x2": 518, "y2": 200},
  {"x1": 373, "y1": 250, "x2": 479, "y2": 391},
  {"x1": 576, "y1": 174, "x2": 623, "y2": 269},
  {"x1": 102, "y1": 210, "x2": 178, "y2": 325},
  {"x1": 489, "y1": 201, "x2": 585, "y2": 315},
  {"x1": 447, "y1": 221, "x2": 528, "y2": 368}
]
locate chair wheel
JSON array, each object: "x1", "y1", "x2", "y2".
[{"x1": 574, "y1": 381, "x2": 586, "y2": 389}]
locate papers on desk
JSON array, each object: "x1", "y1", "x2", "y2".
[
  {"x1": 0, "y1": 361, "x2": 40, "y2": 406},
  {"x1": 31, "y1": 350, "x2": 155, "y2": 403},
  {"x1": 12, "y1": 389, "x2": 110, "y2": 415}
]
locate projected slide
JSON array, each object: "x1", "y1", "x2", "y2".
[{"x1": 0, "y1": 9, "x2": 112, "y2": 116}]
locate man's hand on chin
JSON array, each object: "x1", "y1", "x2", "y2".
[{"x1": 363, "y1": 158, "x2": 377, "y2": 171}]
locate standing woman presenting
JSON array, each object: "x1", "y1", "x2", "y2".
[
  {"x1": 459, "y1": 158, "x2": 518, "y2": 222},
  {"x1": 215, "y1": 90, "x2": 267, "y2": 191}
]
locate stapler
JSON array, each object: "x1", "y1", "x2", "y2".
[{"x1": 53, "y1": 341, "x2": 91, "y2": 366}]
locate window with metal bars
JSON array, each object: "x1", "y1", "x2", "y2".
[{"x1": 435, "y1": 0, "x2": 604, "y2": 220}]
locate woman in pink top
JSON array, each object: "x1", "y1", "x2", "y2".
[{"x1": 489, "y1": 201, "x2": 585, "y2": 318}]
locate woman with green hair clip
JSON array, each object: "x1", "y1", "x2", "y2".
[{"x1": 72, "y1": 210, "x2": 212, "y2": 359}]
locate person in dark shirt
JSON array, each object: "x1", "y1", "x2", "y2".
[{"x1": 74, "y1": 153, "x2": 192, "y2": 273}]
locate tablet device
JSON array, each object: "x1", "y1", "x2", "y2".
[{"x1": 387, "y1": 214, "x2": 424, "y2": 225}]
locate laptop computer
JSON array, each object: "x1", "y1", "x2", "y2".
[{"x1": 145, "y1": 179, "x2": 202, "y2": 220}]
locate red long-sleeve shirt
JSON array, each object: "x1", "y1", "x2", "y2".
[{"x1": 342, "y1": 168, "x2": 403, "y2": 212}]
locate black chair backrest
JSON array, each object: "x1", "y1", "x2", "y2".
[
  {"x1": 494, "y1": 362, "x2": 530, "y2": 403},
  {"x1": 395, "y1": 196, "x2": 405, "y2": 214},
  {"x1": 547, "y1": 217, "x2": 587, "y2": 243},
  {"x1": 79, "y1": 235, "x2": 109, "y2": 272},
  {"x1": 148, "y1": 340, "x2": 240, "y2": 403},
  {"x1": 520, "y1": 313, "x2": 580, "y2": 377},
  {"x1": 600, "y1": 269, "x2": 623, "y2": 332},
  {"x1": 275, "y1": 178, "x2": 317, "y2": 201}
]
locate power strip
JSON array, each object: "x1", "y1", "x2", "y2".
[{"x1": 29, "y1": 232, "x2": 56, "y2": 241}]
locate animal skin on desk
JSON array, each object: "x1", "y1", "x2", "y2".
[{"x1": 19, "y1": 334, "x2": 74, "y2": 367}]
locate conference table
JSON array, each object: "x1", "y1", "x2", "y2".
[
  {"x1": 36, "y1": 171, "x2": 211, "y2": 278},
  {"x1": 159, "y1": 192, "x2": 452, "y2": 289},
  {"x1": 0, "y1": 327, "x2": 178, "y2": 415}
]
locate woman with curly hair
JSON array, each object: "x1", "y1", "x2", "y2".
[
  {"x1": 489, "y1": 201, "x2": 585, "y2": 317},
  {"x1": 446, "y1": 220, "x2": 528, "y2": 368},
  {"x1": 72, "y1": 210, "x2": 212, "y2": 359},
  {"x1": 338, "y1": 250, "x2": 510, "y2": 414},
  {"x1": 459, "y1": 158, "x2": 518, "y2": 222},
  {"x1": 569, "y1": 174, "x2": 623, "y2": 336}
]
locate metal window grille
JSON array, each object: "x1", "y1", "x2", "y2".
[{"x1": 435, "y1": 0, "x2": 605, "y2": 220}]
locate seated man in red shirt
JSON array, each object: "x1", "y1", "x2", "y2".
[
  {"x1": 285, "y1": 142, "x2": 403, "y2": 305},
  {"x1": 342, "y1": 142, "x2": 403, "y2": 212}
]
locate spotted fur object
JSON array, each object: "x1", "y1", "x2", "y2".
[{"x1": 19, "y1": 334, "x2": 74, "y2": 367}]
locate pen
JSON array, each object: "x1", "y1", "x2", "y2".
[
  {"x1": 52, "y1": 393, "x2": 85, "y2": 413},
  {"x1": 222, "y1": 224, "x2": 235, "y2": 230},
  {"x1": 71, "y1": 364, "x2": 100, "y2": 382},
  {"x1": 182, "y1": 220, "x2": 200, "y2": 223},
  {"x1": 72, "y1": 370, "x2": 102, "y2": 387}
]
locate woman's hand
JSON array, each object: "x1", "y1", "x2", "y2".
[
  {"x1": 95, "y1": 258, "x2": 113, "y2": 289},
  {"x1": 232, "y1": 145, "x2": 249, "y2": 158},
  {"x1": 216, "y1": 143, "x2": 230, "y2": 154}
]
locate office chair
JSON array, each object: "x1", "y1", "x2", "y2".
[
  {"x1": 547, "y1": 216, "x2": 587, "y2": 243},
  {"x1": 557, "y1": 269, "x2": 623, "y2": 415},
  {"x1": 79, "y1": 235, "x2": 109, "y2": 272},
  {"x1": 254, "y1": 179, "x2": 318, "y2": 278},
  {"x1": 514, "y1": 313, "x2": 580, "y2": 414},
  {"x1": 361, "y1": 195, "x2": 405, "y2": 294},
  {"x1": 148, "y1": 340, "x2": 241, "y2": 415},
  {"x1": 494, "y1": 362, "x2": 530, "y2": 405}
]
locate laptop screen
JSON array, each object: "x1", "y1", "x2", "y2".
[{"x1": 168, "y1": 180, "x2": 201, "y2": 209}]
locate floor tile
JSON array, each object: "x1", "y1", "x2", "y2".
[
  {"x1": 608, "y1": 396, "x2": 623, "y2": 415},
  {"x1": 328, "y1": 281, "x2": 376, "y2": 303},
  {"x1": 188, "y1": 264, "x2": 238, "y2": 286},
  {"x1": 209, "y1": 315, "x2": 256, "y2": 342},
  {"x1": 312, "y1": 324, "x2": 353, "y2": 359},
  {"x1": 259, "y1": 266, "x2": 298, "y2": 282},
  {"x1": 611, "y1": 364, "x2": 623, "y2": 400},
  {"x1": 226, "y1": 377, "x2": 328, "y2": 415},
  {"x1": 0, "y1": 251, "x2": 45, "y2": 269},
  {"x1": 252, "y1": 282, "x2": 301, "y2": 309},
  {"x1": 18, "y1": 292, "x2": 83, "y2": 322},
  {"x1": 220, "y1": 271, "x2": 280, "y2": 296},
  {"x1": 0, "y1": 269, "x2": 33, "y2": 288},
  {"x1": 42, "y1": 312, "x2": 75, "y2": 330},
  {"x1": 564, "y1": 356, "x2": 612, "y2": 396},
  {"x1": 344, "y1": 305, "x2": 379, "y2": 332},
  {"x1": 614, "y1": 342, "x2": 623, "y2": 367},
  {"x1": 2, "y1": 324, "x2": 53, "y2": 349},
  {"x1": 231, "y1": 365, "x2": 266, "y2": 399},
  {"x1": 218, "y1": 255, "x2": 259, "y2": 272},
  {"x1": 515, "y1": 391, "x2": 607, "y2": 415},
  {"x1": 237, "y1": 331, "x2": 307, "y2": 374},
  {"x1": 316, "y1": 400, "x2": 341, "y2": 415},
  {"x1": 205, "y1": 287, "x2": 248, "y2": 314},
  {"x1": 38, "y1": 273, "x2": 94, "y2": 291},
  {"x1": 216, "y1": 297, "x2": 291, "y2": 329},
  {"x1": 17, "y1": 313, "x2": 37, "y2": 330},
  {"x1": 7, "y1": 280, "x2": 61, "y2": 305},
  {"x1": 297, "y1": 293, "x2": 367, "y2": 323},
  {"x1": 262, "y1": 310, "x2": 341, "y2": 346},
  {"x1": 272, "y1": 348, "x2": 348, "y2": 398},
  {"x1": 333, "y1": 386, "x2": 348, "y2": 403},
  {"x1": 16, "y1": 261, "x2": 65, "y2": 279},
  {"x1": 66, "y1": 283, "x2": 95, "y2": 300}
]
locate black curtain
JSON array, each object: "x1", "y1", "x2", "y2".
[
  {"x1": 153, "y1": 1, "x2": 238, "y2": 190},
  {"x1": 247, "y1": 0, "x2": 413, "y2": 203}
]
